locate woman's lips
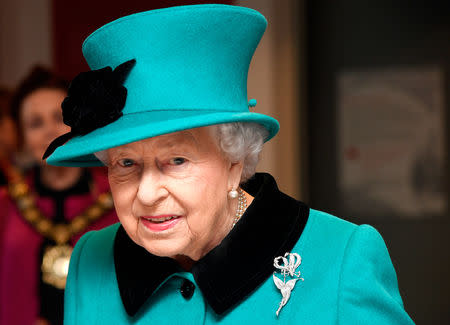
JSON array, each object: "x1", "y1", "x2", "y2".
[{"x1": 140, "y1": 215, "x2": 181, "y2": 232}]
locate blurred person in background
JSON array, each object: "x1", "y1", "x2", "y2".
[
  {"x1": 0, "y1": 87, "x2": 18, "y2": 266},
  {"x1": 0, "y1": 66, "x2": 118, "y2": 325},
  {"x1": 0, "y1": 87, "x2": 18, "y2": 187}
]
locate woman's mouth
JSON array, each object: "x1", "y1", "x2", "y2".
[{"x1": 140, "y1": 215, "x2": 181, "y2": 231}]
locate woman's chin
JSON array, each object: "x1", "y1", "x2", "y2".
[{"x1": 140, "y1": 239, "x2": 189, "y2": 259}]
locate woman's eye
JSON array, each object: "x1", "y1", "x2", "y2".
[
  {"x1": 27, "y1": 118, "x2": 43, "y2": 129},
  {"x1": 118, "y1": 158, "x2": 135, "y2": 167},
  {"x1": 169, "y1": 157, "x2": 186, "y2": 166}
]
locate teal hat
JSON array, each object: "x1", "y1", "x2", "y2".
[{"x1": 46, "y1": 4, "x2": 279, "y2": 167}]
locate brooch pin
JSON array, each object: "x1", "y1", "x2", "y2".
[{"x1": 273, "y1": 252, "x2": 304, "y2": 317}]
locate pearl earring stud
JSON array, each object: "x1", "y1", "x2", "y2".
[{"x1": 228, "y1": 189, "x2": 239, "y2": 199}]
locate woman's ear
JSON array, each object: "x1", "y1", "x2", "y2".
[{"x1": 228, "y1": 160, "x2": 244, "y2": 190}]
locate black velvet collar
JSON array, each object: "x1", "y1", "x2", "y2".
[{"x1": 114, "y1": 173, "x2": 309, "y2": 316}]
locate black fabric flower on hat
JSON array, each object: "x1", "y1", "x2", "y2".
[{"x1": 43, "y1": 59, "x2": 136, "y2": 160}]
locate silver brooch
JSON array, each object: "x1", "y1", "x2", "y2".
[{"x1": 273, "y1": 252, "x2": 304, "y2": 317}]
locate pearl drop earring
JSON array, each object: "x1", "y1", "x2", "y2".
[{"x1": 228, "y1": 189, "x2": 238, "y2": 199}]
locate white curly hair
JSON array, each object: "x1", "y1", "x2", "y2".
[{"x1": 211, "y1": 122, "x2": 268, "y2": 183}]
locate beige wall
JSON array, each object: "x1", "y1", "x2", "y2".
[
  {"x1": 237, "y1": 0, "x2": 307, "y2": 199},
  {"x1": 0, "y1": 0, "x2": 52, "y2": 88}
]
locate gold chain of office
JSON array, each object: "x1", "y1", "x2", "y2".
[{"x1": 7, "y1": 169, "x2": 114, "y2": 289}]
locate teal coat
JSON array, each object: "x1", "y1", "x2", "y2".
[{"x1": 64, "y1": 174, "x2": 414, "y2": 324}]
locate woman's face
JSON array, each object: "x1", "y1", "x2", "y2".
[
  {"x1": 20, "y1": 88, "x2": 69, "y2": 162},
  {"x1": 107, "y1": 127, "x2": 243, "y2": 262}
]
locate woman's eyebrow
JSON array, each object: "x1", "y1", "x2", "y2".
[
  {"x1": 108, "y1": 132, "x2": 199, "y2": 159},
  {"x1": 155, "y1": 131, "x2": 198, "y2": 149},
  {"x1": 107, "y1": 148, "x2": 138, "y2": 161}
]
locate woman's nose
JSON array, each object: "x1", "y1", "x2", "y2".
[{"x1": 136, "y1": 171, "x2": 169, "y2": 206}]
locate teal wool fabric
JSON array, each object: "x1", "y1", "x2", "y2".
[
  {"x1": 64, "y1": 210, "x2": 414, "y2": 324},
  {"x1": 46, "y1": 5, "x2": 279, "y2": 167}
]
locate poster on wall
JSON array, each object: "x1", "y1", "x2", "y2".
[{"x1": 337, "y1": 66, "x2": 445, "y2": 218}]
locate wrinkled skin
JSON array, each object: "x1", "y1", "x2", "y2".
[{"x1": 107, "y1": 126, "x2": 245, "y2": 268}]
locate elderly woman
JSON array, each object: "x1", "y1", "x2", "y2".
[{"x1": 44, "y1": 4, "x2": 414, "y2": 324}]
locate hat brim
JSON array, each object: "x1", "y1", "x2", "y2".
[{"x1": 46, "y1": 110, "x2": 279, "y2": 167}]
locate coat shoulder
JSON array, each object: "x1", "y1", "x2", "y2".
[
  {"x1": 65, "y1": 223, "x2": 122, "y2": 324},
  {"x1": 309, "y1": 208, "x2": 357, "y2": 228},
  {"x1": 302, "y1": 208, "x2": 359, "y2": 245},
  {"x1": 70, "y1": 223, "x2": 120, "y2": 275},
  {"x1": 304, "y1": 209, "x2": 386, "y2": 254},
  {"x1": 74, "y1": 222, "x2": 120, "y2": 253},
  {"x1": 299, "y1": 208, "x2": 386, "y2": 264}
]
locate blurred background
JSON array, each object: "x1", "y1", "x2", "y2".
[{"x1": 0, "y1": 0, "x2": 449, "y2": 323}]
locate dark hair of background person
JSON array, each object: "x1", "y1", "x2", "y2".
[
  {"x1": 10, "y1": 66, "x2": 69, "y2": 147},
  {"x1": 0, "y1": 87, "x2": 16, "y2": 186},
  {"x1": 0, "y1": 86, "x2": 16, "y2": 157},
  {"x1": 0, "y1": 87, "x2": 11, "y2": 120}
]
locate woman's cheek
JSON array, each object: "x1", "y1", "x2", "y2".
[
  {"x1": 113, "y1": 188, "x2": 140, "y2": 243},
  {"x1": 109, "y1": 178, "x2": 137, "y2": 216},
  {"x1": 24, "y1": 131, "x2": 41, "y2": 158}
]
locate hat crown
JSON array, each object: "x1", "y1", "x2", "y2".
[
  {"x1": 82, "y1": 4, "x2": 267, "y2": 115},
  {"x1": 46, "y1": 5, "x2": 279, "y2": 167}
]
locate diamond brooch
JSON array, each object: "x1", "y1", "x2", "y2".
[{"x1": 273, "y1": 252, "x2": 304, "y2": 317}]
